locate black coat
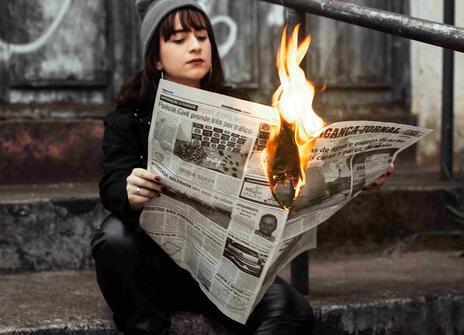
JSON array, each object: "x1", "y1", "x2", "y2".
[
  {"x1": 99, "y1": 104, "x2": 152, "y2": 226},
  {"x1": 99, "y1": 88, "x2": 249, "y2": 226}
]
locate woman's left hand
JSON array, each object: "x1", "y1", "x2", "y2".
[{"x1": 362, "y1": 163, "x2": 394, "y2": 192}]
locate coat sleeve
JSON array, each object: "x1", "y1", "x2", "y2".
[{"x1": 99, "y1": 110, "x2": 143, "y2": 226}]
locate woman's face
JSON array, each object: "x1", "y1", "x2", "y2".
[{"x1": 156, "y1": 13, "x2": 212, "y2": 88}]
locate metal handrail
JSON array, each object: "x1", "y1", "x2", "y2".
[{"x1": 260, "y1": 0, "x2": 464, "y2": 52}]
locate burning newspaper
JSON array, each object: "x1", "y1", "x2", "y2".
[{"x1": 140, "y1": 79, "x2": 432, "y2": 323}]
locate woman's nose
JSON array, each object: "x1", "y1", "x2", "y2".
[{"x1": 189, "y1": 36, "x2": 201, "y2": 52}]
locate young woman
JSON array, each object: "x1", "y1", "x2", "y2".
[
  {"x1": 92, "y1": 1, "x2": 315, "y2": 334},
  {"x1": 91, "y1": 1, "x2": 393, "y2": 334}
]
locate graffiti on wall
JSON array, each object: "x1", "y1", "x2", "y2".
[
  {"x1": 0, "y1": 0, "x2": 283, "y2": 67},
  {"x1": 197, "y1": 0, "x2": 283, "y2": 57},
  {"x1": 197, "y1": 0, "x2": 237, "y2": 57},
  {"x1": 0, "y1": 0, "x2": 284, "y2": 96},
  {"x1": 0, "y1": 0, "x2": 71, "y2": 58},
  {"x1": 0, "y1": 0, "x2": 238, "y2": 60}
]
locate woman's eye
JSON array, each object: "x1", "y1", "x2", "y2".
[
  {"x1": 197, "y1": 36, "x2": 208, "y2": 41},
  {"x1": 172, "y1": 39, "x2": 185, "y2": 44}
]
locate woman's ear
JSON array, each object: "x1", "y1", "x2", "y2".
[{"x1": 155, "y1": 59, "x2": 163, "y2": 71}]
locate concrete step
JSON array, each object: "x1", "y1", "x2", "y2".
[
  {"x1": 1, "y1": 251, "x2": 463, "y2": 334},
  {"x1": 0, "y1": 172, "x2": 462, "y2": 273},
  {"x1": 0, "y1": 183, "x2": 105, "y2": 273},
  {"x1": 316, "y1": 170, "x2": 464, "y2": 259}
]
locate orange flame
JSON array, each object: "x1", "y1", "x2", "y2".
[{"x1": 264, "y1": 24, "x2": 325, "y2": 202}]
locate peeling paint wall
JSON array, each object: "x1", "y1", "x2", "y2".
[
  {"x1": 410, "y1": 0, "x2": 464, "y2": 172},
  {"x1": 0, "y1": 0, "x2": 289, "y2": 184},
  {"x1": 0, "y1": 0, "x2": 407, "y2": 108},
  {"x1": 0, "y1": 0, "x2": 414, "y2": 185},
  {"x1": 1, "y1": 0, "x2": 108, "y2": 104}
]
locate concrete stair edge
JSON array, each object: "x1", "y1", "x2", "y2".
[
  {"x1": 2, "y1": 295, "x2": 464, "y2": 335},
  {"x1": 1, "y1": 175, "x2": 463, "y2": 273},
  {"x1": 1, "y1": 256, "x2": 464, "y2": 335}
]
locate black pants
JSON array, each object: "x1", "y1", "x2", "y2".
[{"x1": 91, "y1": 215, "x2": 314, "y2": 334}]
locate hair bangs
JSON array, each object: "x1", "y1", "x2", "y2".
[{"x1": 160, "y1": 8, "x2": 208, "y2": 41}]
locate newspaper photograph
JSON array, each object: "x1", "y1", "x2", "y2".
[{"x1": 140, "y1": 79, "x2": 432, "y2": 324}]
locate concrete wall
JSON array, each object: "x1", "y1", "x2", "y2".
[
  {"x1": 410, "y1": 1, "x2": 464, "y2": 172},
  {"x1": 0, "y1": 0, "x2": 417, "y2": 185}
]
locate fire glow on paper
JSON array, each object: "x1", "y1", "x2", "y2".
[{"x1": 263, "y1": 24, "x2": 326, "y2": 209}]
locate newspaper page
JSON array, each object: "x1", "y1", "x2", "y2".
[
  {"x1": 257, "y1": 122, "x2": 432, "y2": 298},
  {"x1": 140, "y1": 79, "x2": 291, "y2": 324},
  {"x1": 283, "y1": 121, "x2": 433, "y2": 239},
  {"x1": 140, "y1": 79, "x2": 432, "y2": 324}
]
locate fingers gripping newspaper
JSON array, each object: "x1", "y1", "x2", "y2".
[{"x1": 140, "y1": 79, "x2": 432, "y2": 323}]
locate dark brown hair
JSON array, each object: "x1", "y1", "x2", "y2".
[{"x1": 116, "y1": 8, "x2": 225, "y2": 115}]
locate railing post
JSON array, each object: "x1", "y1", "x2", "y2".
[
  {"x1": 291, "y1": 251, "x2": 309, "y2": 294},
  {"x1": 441, "y1": 0, "x2": 454, "y2": 180},
  {"x1": 285, "y1": 6, "x2": 310, "y2": 296}
]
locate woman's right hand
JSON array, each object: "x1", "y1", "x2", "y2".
[{"x1": 126, "y1": 168, "x2": 162, "y2": 210}]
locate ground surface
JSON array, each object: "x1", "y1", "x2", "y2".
[{"x1": 1, "y1": 251, "x2": 463, "y2": 333}]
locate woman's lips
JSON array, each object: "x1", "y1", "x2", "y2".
[{"x1": 187, "y1": 59, "x2": 205, "y2": 65}]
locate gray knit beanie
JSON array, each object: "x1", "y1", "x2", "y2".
[{"x1": 135, "y1": 0, "x2": 207, "y2": 59}]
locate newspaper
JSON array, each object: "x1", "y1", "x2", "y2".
[{"x1": 139, "y1": 79, "x2": 432, "y2": 324}]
